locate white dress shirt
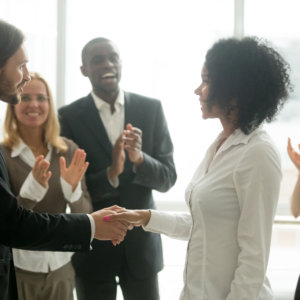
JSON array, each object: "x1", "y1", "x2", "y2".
[
  {"x1": 145, "y1": 127, "x2": 281, "y2": 300},
  {"x1": 12, "y1": 140, "x2": 84, "y2": 273},
  {"x1": 92, "y1": 90, "x2": 125, "y2": 187}
]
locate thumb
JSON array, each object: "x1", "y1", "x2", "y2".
[{"x1": 126, "y1": 123, "x2": 133, "y2": 130}]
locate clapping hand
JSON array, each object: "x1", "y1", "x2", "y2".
[
  {"x1": 60, "y1": 149, "x2": 89, "y2": 192},
  {"x1": 108, "y1": 132, "x2": 126, "y2": 181},
  {"x1": 287, "y1": 138, "x2": 300, "y2": 171},
  {"x1": 32, "y1": 155, "x2": 52, "y2": 187},
  {"x1": 124, "y1": 123, "x2": 144, "y2": 166}
]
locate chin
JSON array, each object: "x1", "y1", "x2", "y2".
[{"x1": 0, "y1": 92, "x2": 20, "y2": 105}]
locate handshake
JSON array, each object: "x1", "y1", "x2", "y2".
[{"x1": 91, "y1": 205, "x2": 151, "y2": 246}]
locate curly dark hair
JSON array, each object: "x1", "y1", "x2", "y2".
[{"x1": 205, "y1": 37, "x2": 292, "y2": 134}]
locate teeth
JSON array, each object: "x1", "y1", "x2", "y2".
[
  {"x1": 102, "y1": 73, "x2": 115, "y2": 78},
  {"x1": 27, "y1": 113, "x2": 39, "y2": 116}
]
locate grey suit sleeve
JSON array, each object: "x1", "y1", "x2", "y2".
[{"x1": 133, "y1": 101, "x2": 177, "y2": 192}]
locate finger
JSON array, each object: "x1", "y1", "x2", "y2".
[
  {"x1": 104, "y1": 206, "x2": 126, "y2": 213},
  {"x1": 45, "y1": 171, "x2": 52, "y2": 182},
  {"x1": 71, "y1": 149, "x2": 82, "y2": 166},
  {"x1": 126, "y1": 123, "x2": 133, "y2": 131},
  {"x1": 59, "y1": 156, "x2": 67, "y2": 173},
  {"x1": 103, "y1": 213, "x2": 128, "y2": 222}
]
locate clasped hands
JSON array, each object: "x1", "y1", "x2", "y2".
[{"x1": 91, "y1": 206, "x2": 151, "y2": 246}]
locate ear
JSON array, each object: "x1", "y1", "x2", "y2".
[{"x1": 80, "y1": 65, "x2": 88, "y2": 77}]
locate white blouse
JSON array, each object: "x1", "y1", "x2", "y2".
[{"x1": 145, "y1": 128, "x2": 281, "y2": 300}]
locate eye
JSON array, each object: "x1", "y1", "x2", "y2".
[
  {"x1": 92, "y1": 56, "x2": 105, "y2": 64},
  {"x1": 109, "y1": 54, "x2": 120, "y2": 63},
  {"x1": 37, "y1": 95, "x2": 48, "y2": 102},
  {"x1": 21, "y1": 95, "x2": 31, "y2": 102}
]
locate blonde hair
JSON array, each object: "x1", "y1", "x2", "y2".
[{"x1": 2, "y1": 72, "x2": 68, "y2": 152}]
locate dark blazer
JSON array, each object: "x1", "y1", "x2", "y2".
[
  {"x1": 59, "y1": 91, "x2": 177, "y2": 279},
  {"x1": 0, "y1": 151, "x2": 91, "y2": 300}
]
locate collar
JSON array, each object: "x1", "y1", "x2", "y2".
[
  {"x1": 214, "y1": 125, "x2": 264, "y2": 154},
  {"x1": 11, "y1": 139, "x2": 53, "y2": 158},
  {"x1": 91, "y1": 89, "x2": 124, "y2": 112}
]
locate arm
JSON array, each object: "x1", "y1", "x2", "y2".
[
  {"x1": 130, "y1": 102, "x2": 177, "y2": 192},
  {"x1": 227, "y1": 142, "x2": 281, "y2": 299},
  {"x1": 1, "y1": 182, "x2": 128, "y2": 249},
  {"x1": 105, "y1": 209, "x2": 192, "y2": 241},
  {"x1": 0, "y1": 183, "x2": 91, "y2": 251},
  {"x1": 17, "y1": 155, "x2": 51, "y2": 209},
  {"x1": 287, "y1": 138, "x2": 300, "y2": 217}
]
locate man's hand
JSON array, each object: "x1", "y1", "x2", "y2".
[
  {"x1": 103, "y1": 209, "x2": 151, "y2": 228},
  {"x1": 108, "y1": 133, "x2": 125, "y2": 181},
  {"x1": 91, "y1": 205, "x2": 130, "y2": 245},
  {"x1": 32, "y1": 155, "x2": 52, "y2": 188},
  {"x1": 287, "y1": 138, "x2": 300, "y2": 171},
  {"x1": 124, "y1": 123, "x2": 144, "y2": 167},
  {"x1": 60, "y1": 149, "x2": 89, "y2": 192}
]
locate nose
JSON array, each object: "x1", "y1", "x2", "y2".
[
  {"x1": 194, "y1": 84, "x2": 202, "y2": 95},
  {"x1": 23, "y1": 65, "x2": 31, "y2": 82},
  {"x1": 103, "y1": 57, "x2": 114, "y2": 68}
]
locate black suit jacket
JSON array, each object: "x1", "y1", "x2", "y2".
[
  {"x1": 59, "y1": 92, "x2": 177, "y2": 278},
  {"x1": 0, "y1": 151, "x2": 91, "y2": 300}
]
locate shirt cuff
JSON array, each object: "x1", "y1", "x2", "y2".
[
  {"x1": 87, "y1": 214, "x2": 95, "y2": 249},
  {"x1": 20, "y1": 171, "x2": 48, "y2": 202},
  {"x1": 106, "y1": 167, "x2": 119, "y2": 188},
  {"x1": 60, "y1": 177, "x2": 83, "y2": 203}
]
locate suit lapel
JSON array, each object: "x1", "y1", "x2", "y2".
[
  {"x1": 0, "y1": 149, "x2": 12, "y2": 193},
  {"x1": 124, "y1": 92, "x2": 135, "y2": 126},
  {"x1": 81, "y1": 95, "x2": 112, "y2": 157},
  {"x1": 124, "y1": 92, "x2": 138, "y2": 169}
]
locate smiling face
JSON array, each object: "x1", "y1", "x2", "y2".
[
  {"x1": 13, "y1": 78, "x2": 49, "y2": 129},
  {"x1": 81, "y1": 40, "x2": 122, "y2": 103},
  {"x1": 194, "y1": 64, "x2": 224, "y2": 120},
  {"x1": 0, "y1": 45, "x2": 30, "y2": 104}
]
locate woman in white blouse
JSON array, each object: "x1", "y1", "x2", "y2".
[
  {"x1": 104, "y1": 37, "x2": 292, "y2": 300},
  {"x1": 0, "y1": 72, "x2": 92, "y2": 300}
]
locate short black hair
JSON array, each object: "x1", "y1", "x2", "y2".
[
  {"x1": 81, "y1": 37, "x2": 111, "y2": 66},
  {"x1": 0, "y1": 19, "x2": 24, "y2": 67},
  {"x1": 205, "y1": 37, "x2": 292, "y2": 134}
]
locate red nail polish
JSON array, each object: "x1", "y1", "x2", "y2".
[{"x1": 103, "y1": 216, "x2": 110, "y2": 221}]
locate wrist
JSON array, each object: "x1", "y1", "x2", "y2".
[
  {"x1": 134, "y1": 152, "x2": 144, "y2": 167},
  {"x1": 108, "y1": 166, "x2": 119, "y2": 181},
  {"x1": 141, "y1": 209, "x2": 151, "y2": 226}
]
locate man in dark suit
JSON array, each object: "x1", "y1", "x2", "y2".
[
  {"x1": 59, "y1": 37, "x2": 177, "y2": 300},
  {"x1": 0, "y1": 20, "x2": 128, "y2": 300}
]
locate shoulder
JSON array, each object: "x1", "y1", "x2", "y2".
[
  {"x1": 125, "y1": 91, "x2": 162, "y2": 107},
  {"x1": 0, "y1": 143, "x2": 12, "y2": 158},
  {"x1": 59, "y1": 95, "x2": 91, "y2": 116},
  {"x1": 239, "y1": 129, "x2": 281, "y2": 169}
]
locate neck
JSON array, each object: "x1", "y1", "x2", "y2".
[
  {"x1": 94, "y1": 88, "x2": 119, "y2": 105},
  {"x1": 18, "y1": 126, "x2": 46, "y2": 154},
  {"x1": 220, "y1": 118, "x2": 236, "y2": 138}
]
